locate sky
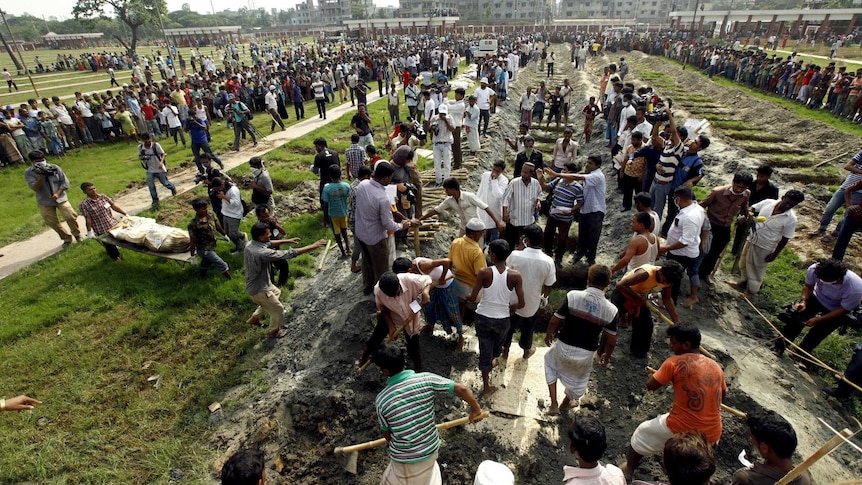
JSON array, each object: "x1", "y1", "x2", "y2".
[{"x1": 5, "y1": 0, "x2": 399, "y2": 21}]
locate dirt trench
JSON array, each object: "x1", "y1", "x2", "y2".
[{"x1": 205, "y1": 48, "x2": 861, "y2": 484}]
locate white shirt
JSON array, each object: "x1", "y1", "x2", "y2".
[
  {"x1": 76, "y1": 99, "x2": 93, "y2": 117},
  {"x1": 507, "y1": 247, "x2": 556, "y2": 317},
  {"x1": 748, "y1": 199, "x2": 797, "y2": 250},
  {"x1": 435, "y1": 191, "x2": 488, "y2": 228},
  {"x1": 464, "y1": 104, "x2": 480, "y2": 129},
  {"x1": 423, "y1": 98, "x2": 437, "y2": 121},
  {"x1": 162, "y1": 105, "x2": 181, "y2": 128},
  {"x1": 667, "y1": 203, "x2": 706, "y2": 258},
  {"x1": 264, "y1": 91, "x2": 278, "y2": 110},
  {"x1": 476, "y1": 171, "x2": 508, "y2": 229},
  {"x1": 446, "y1": 99, "x2": 465, "y2": 128},
  {"x1": 474, "y1": 86, "x2": 494, "y2": 110},
  {"x1": 562, "y1": 463, "x2": 626, "y2": 485},
  {"x1": 635, "y1": 120, "x2": 653, "y2": 138},
  {"x1": 519, "y1": 92, "x2": 537, "y2": 111},
  {"x1": 221, "y1": 185, "x2": 244, "y2": 219}
]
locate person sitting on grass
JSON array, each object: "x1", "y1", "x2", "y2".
[
  {"x1": 731, "y1": 409, "x2": 811, "y2": 485},
  {"x1": 321, "y1": 165, "x2": 352, "y2": 258},
  {"x1": 562, "y1": 416, "x2": 626, "y2": 484},
  {"x1": 188, "y1": 198, "x2": 231, "y2": 280},
  {"x1": 220, "y1": 449, "x2": 265, "y2": 485}
]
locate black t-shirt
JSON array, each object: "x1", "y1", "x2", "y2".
[
  {"x1": 351, "y1": 114, "x2": 372, "y2": 136},
  {"x1": 747, "y1": 180, "x2": 780, "y2": 205},
  {"x1": 554, "y1": 291, "x2": 619, "y2": 351},
  {"x1": 313, "y1": 148, "x2": 340, "y2": 189}
]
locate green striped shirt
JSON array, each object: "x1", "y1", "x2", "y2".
[{"x1": 375, "y1": 370, "x2": 454, "y2": 463}]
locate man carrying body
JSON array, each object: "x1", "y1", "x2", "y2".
[
  {"x1": 79, "y1": 181, "x2": 126, "y2": 260},
  {"x1": 419, "y1": 177, "x2": 503, "y2": 235},
  {"x1": 24, "y1": 150, "x2": 82, "y2": 247},
  {"x1": 505, "y1": 224, "x2": 556, "y2": 360},
  {"x1": 188, "y1": 198, "x2": 231, "y2": 279},
  {"x1": 373, "y1": 343, "x2": 484, "y2": 485},
  {"x1": 735, "y1": 190, "x2": 803, "y2": 297},
  {"x1": 622, "y1": 324, "x2": 726, "y2": 479},
  {"x1": 468, "y1": 239, "x2": 524, "y2": 397},
  {"x1": 245, "y1": 222, "x2": 325, "y2": 339},
  {"x1": 544, "y1": 264, "x2": 618, "y2": 415}
]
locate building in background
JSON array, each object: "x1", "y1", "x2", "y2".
[{"x1": 556, "y1": 0, "x2": 696, "y2": 22}]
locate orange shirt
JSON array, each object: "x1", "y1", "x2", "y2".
[{"x1": 653, "y1": 353, "x2": 726, "y2": 443}]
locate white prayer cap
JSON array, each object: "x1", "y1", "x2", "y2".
[{"x1": 473, "y1": 460, "x2": 514, "y2": 485}]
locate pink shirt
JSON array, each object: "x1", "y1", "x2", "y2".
[{"x1": 374, "y1": 273, "x2": 432, "y2": 336}]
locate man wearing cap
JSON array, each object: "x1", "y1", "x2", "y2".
[
  {"x1": 502, "y1": 162, "x2": 542, "y2": 250},
  {"x1": 446, "y1": 87, "x2": 466, "y2": 169},
  {"x1": 430, "y1": 103, "x2": 454, "y2": 185},
  {"x1": 474, "y1": 78, "x2": 496, "y2": 137},
  {"x1": 265, "y1": 85, "x2": 285, "y2": 131}
]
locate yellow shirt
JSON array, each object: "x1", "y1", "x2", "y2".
[
  {"x1": 448, "y1": 235, "x2": 486, "y2": 288},
  {"x1": 170, "y1": 90, "x2": 187, "y2": 107}
]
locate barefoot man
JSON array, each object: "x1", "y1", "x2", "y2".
[
  {"x1": 544, "y1": 264, "x2": 618, "y2": 415},
  {"x1": 468, "y1": 238, "x2": 524, "y2": 397}
]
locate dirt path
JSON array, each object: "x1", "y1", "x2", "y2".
[
  {"x1": 0, "y1": 89, "x2": 387, "y2": 280},
  {"x1": 200, "y1": 46, "x2": 862, "y2": 485}
]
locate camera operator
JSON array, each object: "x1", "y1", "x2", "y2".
[
  {"x1": 246, "y1": 156, "x2": 274, "y2": 210},
  {"x1": 137, "y1": 133, "x2": 177, "y2": 207},
  {"x1": 24, "y1": 150, "x2": 82, "y2": 247},
  {"x1": 645, "y1": 107, "x2": 686, "y2": 226}
]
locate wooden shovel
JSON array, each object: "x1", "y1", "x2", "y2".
[{"x1": 334, "y1": 411, "x2": 490, "y2": 474}]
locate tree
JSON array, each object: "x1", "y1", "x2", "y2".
[{"x1": 72, "y1": 0, "x2": 167, "y2": 55}]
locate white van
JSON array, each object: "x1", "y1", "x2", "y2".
[{"x1": 475, "y1": 39, "x2": 498, "y2": 57}]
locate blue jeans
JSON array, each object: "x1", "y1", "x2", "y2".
[
  {"x1": 146, "y1": 171, "x2": 176, "y2": 203},
  {"x1": 649, "y1": 181, "x2": 674, "y2": 223},
  {"x1": 197, "y1": 248, "x2": 228, "y2": 274},
  {"x1": 819, "y1": 188, "x2": 862, "y2": 233},
  {"x1": 831, "y1": 215, "x2": 862, "y2": 261}
]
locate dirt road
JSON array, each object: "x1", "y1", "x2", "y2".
[{"x1": 203, "y1": 47, "x2": 861, "y2": 484}]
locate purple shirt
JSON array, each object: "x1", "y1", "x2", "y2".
[
  {"x1": 355, "y1": 179, "x2": 403, "y2": 245},
  {"x1": 805, "y1": 264, "x2": 862, "y2": 312}
]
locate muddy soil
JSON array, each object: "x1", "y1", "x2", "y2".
[{"x1": 206, "y1": 48, "x2": 861, "y2": 484}]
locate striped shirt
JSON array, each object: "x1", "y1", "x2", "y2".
[
  {"x1": 654, "y1": 139, "x2": 685, "y2": 184},
  {"x1": 375, "y1": 370, "x2": 455, "y2": 463},
  {"x1": 840, "y1": 150, "x2": 862, "y2": 190},
  {"x1": 581, "y1": 168, "x2": 607, "y2": 214},
  {"x1": 554, "y1": 287, "x2": 619, "y2": 351},
  {"x1": 547, "y1": 179, "x2": 584, "y2": 223},
  {"x1": 502, "y1": 177, "x2": 542, "y2": 227}
]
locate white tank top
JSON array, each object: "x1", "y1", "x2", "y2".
[
  {"x1": 477, "y1": 266, "x2": 513, "y2": 319},
  {"x1": 627, "y1": 233, "x2": 659, "y2": 272}
]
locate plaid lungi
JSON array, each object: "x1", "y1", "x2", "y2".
[{"x1": 423, "y1": 285, "x2": 463, "y2": 335}]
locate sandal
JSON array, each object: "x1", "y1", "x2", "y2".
[{"x1": 266, "y1": 328, "x2": 289, "y2": 339}]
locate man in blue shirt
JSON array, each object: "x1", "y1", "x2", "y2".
[{"x1": 188, "y1": 117, "x2": 223, "y2": 173}]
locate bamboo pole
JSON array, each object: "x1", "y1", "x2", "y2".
[{"x1": 645, "y1": 300, "x2": 717, "y2": 360}]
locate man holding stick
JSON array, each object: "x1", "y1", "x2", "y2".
[
  {"x1": 622, "y1": 324, "x2": 726, "y2": 480},
  {"x1": 373, "y1": 343, "x2": 484, "y2": 485}
]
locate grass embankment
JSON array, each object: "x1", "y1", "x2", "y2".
[
  {"x1": 639, "y1": 59, "x2": 862, "y2": 414},
  {"x1": 0, "y1": 85, "x2": 416, "y2": 482}
]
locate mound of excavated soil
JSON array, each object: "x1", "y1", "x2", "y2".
[{"x1": 206, "y1": 48, "x2": 861, "y2": 485}]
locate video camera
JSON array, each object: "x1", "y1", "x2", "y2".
[
  {"x1": 646, "y1": 98, "x2": 673, "y2": 123},
  {"x1": 193, "y1": 172, "x2": 208, "y2": 184},
  {"x1": 33, "y1": 162, "x2": 58, "y2": 175}
]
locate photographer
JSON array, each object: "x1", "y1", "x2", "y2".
[
  {"x1": 24, "y1": 150, "x2": 82, "y2": 247},
  {"x1": 646, "y1": 107, "x2": 685, "y2": 225},
  {"x1": 138, "y1": 133, "x2": 177, "y2": 207},
  {"x1": 210, "y1": 177, "x2": 247, "y2": 255},
  {"x1": 246, "y1": 157, "x2": 274, "y2": 210}
]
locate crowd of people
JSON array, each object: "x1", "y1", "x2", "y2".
[{"x1": 11, "y1": 29, "x2": 862, "y2": 485}]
